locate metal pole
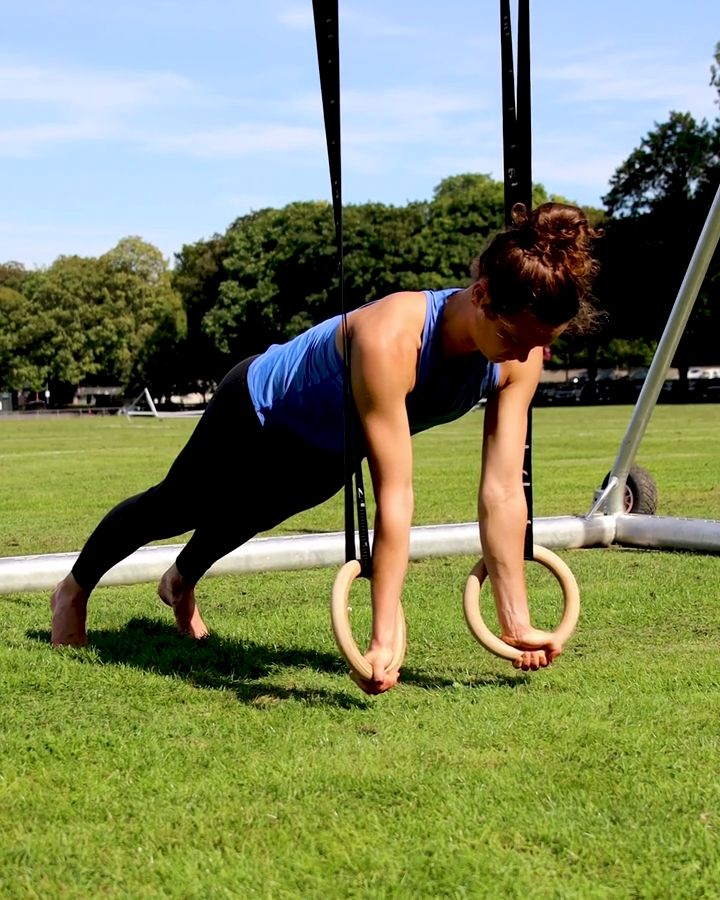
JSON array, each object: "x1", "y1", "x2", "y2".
[
  {"x1": 603, "y1": 183, "x2": 720, "y2": 514},
  {"x1": 614, "y1": 514, "x2": 720, "y2": 553},
  {"x1": 0, "y1": 515, "x2": 617, "y2": 594}
]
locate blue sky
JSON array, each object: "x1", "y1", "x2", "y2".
[{"x1": 2, "y1": 0, "x2": 718, "y2": 268}]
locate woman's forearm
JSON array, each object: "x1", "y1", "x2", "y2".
[
  {"x1": 478, "y1": 490, "x2": 532, "y2": 637},
  {"x1": 370, "y1": 489, "x2": 413, "y2": 645}
]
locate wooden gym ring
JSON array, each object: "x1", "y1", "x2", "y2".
[
  {"x1": 331, "y1": 560, "x2": 407, "y2": 682},
  {"x1": 463, "y1": 544, "x2": 580, "y2": 661}
]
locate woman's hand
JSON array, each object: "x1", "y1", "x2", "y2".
[
  {"x1": 350, "y1": 642, "x2": 400, "y2": 695},
  {"x1": 501, "y1": 626, "x2": 563, "y2": 671}
]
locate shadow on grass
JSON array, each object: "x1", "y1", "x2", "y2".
[
  {"x1": 29, "y1": 618, "x2": 368, "y2": 709},
  {"x1": 399, "y1": 666, "x2": 526, "y2": 690},
  {"x1": 28, "y1": 619, "x2": 525, "y2": 704}
]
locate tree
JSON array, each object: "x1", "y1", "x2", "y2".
[
  {"x1": 198, "y1": 173, "x2": 603, "y2": 370},
  {"x1": 0, "y1": 286, "x2": 50, "y2": 390},
  {"x1": 10, "y1": 239, "x2": 186, "y2": 401},
  {"x1": 101, "y1": 237, "x2": 186, "y2": 392},
  {"x1": 0, "y1": 261, "x2": 29, "y2": 293},
  {"x1": 203, "y1": 203, "x2": 338, "y2": 363},
  {"x1": 342, "y1": 201, "x2": 428, "y2": 301},
  {"x1": 22, "y1": 255, "x2": 113, "y2": 400},
  {"x1": 596, "y1": 101, "x2": 720, "y2": 378},
  {"x1": 603, "y1": 112, "x2": 716, "y2": 219},
  {"x1": 710, "y1": 41, "x2": 720, "y2": 103},
  {"x1": 202, "y1": 183, "x2": 503, "y2": 365},
  {"x1": 172, "y1": 234, "x2": 229, "y2": 389},
  {"x1": 416, "y1": 173, "x2": 507, "y2": 285}
]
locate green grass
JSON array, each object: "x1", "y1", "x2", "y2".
[{"x1": 1, "y1": 406, "x2": 719, "y2": 898}]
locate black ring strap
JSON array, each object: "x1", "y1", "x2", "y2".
[
  {"x1": 312, "y1": 0, "x2": 372, "y2": 577},
  {"x1": 500, "y1": 0, "x2": 535, "y2": 560}
]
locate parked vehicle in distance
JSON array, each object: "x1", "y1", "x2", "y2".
[
  {"x1": 690, "y1": 377, "x2": 720, "y2": 402},
  {"x1": 552, "y1": 375, "x2": 586, "y2": 405},
  {"x1": 688, "y1": 366, "x2": 720, "y2": 380},
  {"x1": 536, "y1": 364, "x2": 720, "y2": 406}
]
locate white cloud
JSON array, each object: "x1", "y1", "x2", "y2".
[
  {"x1": 539, "y1": 54, "x2": 717, "y2": 116},
  {"x1": 341, "y1": 6, "x2": 429, "y2": 39},
  {"x1": 534, "y1": 153, "x2": 624, "y2": 195},
  {"x1": 342, "y1": 87, "x2": 482, "y2": 120},
  {"x1": 0, "y1": 122, "x2": 118, "y2": 156},
  {"x1": 276, "y1": 3, "x2": 428, "y2": 38},
  {"x1": 141, "y1": 85, "x2": 489, "y2": 161},
  {"x1": 0, "y1": 64, "x2": 192, "y2": 114},
  {"x1": 291, "y1": 85, "x2": 490, "y2": 147},
  {"x1": 276, "y1": 5, "x2": 314, "y2": 30},
  {"x1": 146, "y1": 123, "x2": 325, "y2": 158},
  {"x1": 0, "y1": 62, "x2": 200, "y2": 155}
]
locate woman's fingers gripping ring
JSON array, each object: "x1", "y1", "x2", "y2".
[
  {"x1": 331, "y1": 560, "x2": 406, "y2": 683},
  {"x1": 462, "y1": 545, "x2": 580, "y2": 661}
]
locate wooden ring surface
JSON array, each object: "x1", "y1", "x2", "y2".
[
  {"x1": 463, "y1": 545, "x2": 580, "y2": 661},
  {"x1": 331, "y1": 560, "x2": 407, "y2": 682}
]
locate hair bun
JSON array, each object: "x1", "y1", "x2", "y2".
[
  {"x1": 473, "y1": 201, "x2": 603, "y2": 332},
  {"x1": 510, "y1": 202, "x2": 529, "y2": 228}
]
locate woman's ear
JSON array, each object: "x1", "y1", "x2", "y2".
[
  {"x1": 471, "y1": 279, "x2": 486, "y2": 307},
  {"x1": 473, "y1": 279, "x2": 495, "y2": 317}
]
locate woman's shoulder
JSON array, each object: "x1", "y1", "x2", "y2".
[
  {"x1": 374, "y1": 290, "x2": 428, "y2": 310},
  {"x1": 347, "y1": 291, "x2": 428, "y2": 360}
]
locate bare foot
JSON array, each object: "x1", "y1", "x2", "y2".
[
  {"x1": 158, "y1": 564, "x2": 209, "y2": 639},
  {"x1": 51, "y1": 574, "x2": 89, "y2": 647}
]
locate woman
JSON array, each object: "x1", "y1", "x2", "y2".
[{"x1": 51, "y1": 201, "x2": 600, "y2": 694}]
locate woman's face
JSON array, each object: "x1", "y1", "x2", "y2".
[{"x1": 485, "y1": 310, "x2": 567, "y2": 363}]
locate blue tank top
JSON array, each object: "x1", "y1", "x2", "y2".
[{"x1": 247, "y1": 288, "x2": 499, "y2": 455}]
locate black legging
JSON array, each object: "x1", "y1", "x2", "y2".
[{"x1": 72, "y1": 356, "x2": 347, "y2": 592}]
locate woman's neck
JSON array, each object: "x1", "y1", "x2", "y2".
[{"x1": 441, "y1": 287, "x2": 484, "y2": 356}]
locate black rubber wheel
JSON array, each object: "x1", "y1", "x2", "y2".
[{"x1": 602, "y1": 465, "x2": 658, "y2": 514}]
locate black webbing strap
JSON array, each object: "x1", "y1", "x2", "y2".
[
  {"x1": 500, "y1": 0, "x2": 534, "y2": 560},
  {"x1": 312, "y1": 0, "x2": 372, "y2": 577}
]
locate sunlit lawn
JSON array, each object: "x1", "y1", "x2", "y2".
[{"x1": 0, "y1": 405, "x2": 718, "y2": 898}]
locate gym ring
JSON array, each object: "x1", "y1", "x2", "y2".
[
  {"x1": 463, "y1": 544, "x2": 580, "y2": 661},
  {"x1": 331, "y1": 559, "x2": 407, "y2": 682}
]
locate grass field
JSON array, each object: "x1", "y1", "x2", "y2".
[{"x1": 1, "y1": 406, "x2": 719, "y2": 898}]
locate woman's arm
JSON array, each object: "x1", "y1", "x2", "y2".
[
  {"x1": 479, "y1": 348, "x2": 563, "y2": 670},
  {"x1": 345, "y1": 294, "x2": 426, "y2": 693}
]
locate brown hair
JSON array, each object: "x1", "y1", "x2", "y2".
[{"x1": 471, "y1": 202, "x2": 602, "y2": 333}]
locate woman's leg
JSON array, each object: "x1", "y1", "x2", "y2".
[
  {"x1": 51, "y1": 478, "x2": 203, "y2": 646},
  {"x1": 51, "y1": 357, "x2": 260, "y2": 646},
  {"x1": 171, "y1": 425, "x2": 346, "y2": 585},
  {"x1": 150, "y1": 436, "x2": 345, "y2": 644},
  {"x1": 70, "y1": 483, "x2": 196, "y2": 594}
]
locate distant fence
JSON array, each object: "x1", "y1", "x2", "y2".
[{"x1": 0, "y1": 407, "x2": 125, "y2": 418}]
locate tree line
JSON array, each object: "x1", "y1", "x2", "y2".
[{"x1": 1, "y1": 47, "x2": 718, "y2": 405}]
